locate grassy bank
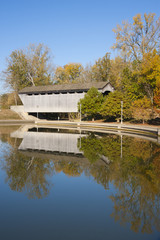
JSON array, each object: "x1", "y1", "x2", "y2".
[{"x1": 0, "y1": 109, "x2": 22, "y2": 120}]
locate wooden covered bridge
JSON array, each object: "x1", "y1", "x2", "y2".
[{"x1": 18, "y1": 81, "x2": 113, "y2": 115}]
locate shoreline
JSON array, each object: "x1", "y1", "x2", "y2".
[{"x1": 0, "y1": 119, "x2": 159, "y2": 138}]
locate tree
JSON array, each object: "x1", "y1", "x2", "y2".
[
  {"x1": 112, "y1": 13, "x2": 160, "y2": 61},
  {"x1": 78, "y1": 64, "x2": 93, "y2": 83},
  {"x1": 109, "y1": 56, "x2": 126, "y2": 89},
  {"x1": 131, "y1": 96, "x2": 152, "y2": 123},
  {"x1": 54, "y1": 63, "x2": 83, "y2": 84},
  {"x1": 91, "y1": 53, "x2": 111, "y2": 82},
  {"x1": 154, "y1": 87, "x2": 160, "y2": 108},
  {"x1": 5, "y1": 43, "x2": 54, "y2": 99},
  {"x1": 0, "y1": 94, "x2": 8, "y2": 109},
  {"x1": 0, "y1": 92, "x2": 21, "y2": 109},
  {"x1": 78, "y1": 87, "x2": 104, "y2": 120},
  {"x1": 100, "y1": 91, "x2": 131, "y2": 121},
  {"x1": 138, "y1": 50, "x2": 160, "y2": 104},
  {"x1": 121, "y1": 66, "x2": 144, "y2": 101}
]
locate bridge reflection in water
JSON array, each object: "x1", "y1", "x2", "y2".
[
  {"x1": 19, "y1": 131, "x2": 83, "y2": 154},
  {"x1": 11, "y1": 126, "x2": 84, "y2": 154},
  {"x1": 11, "y1": 126, "x2": 112, "y2": 166}
]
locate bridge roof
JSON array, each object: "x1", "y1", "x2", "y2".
[{"x1": 19, "y1": 81, "x2": 110, "y2": 94}]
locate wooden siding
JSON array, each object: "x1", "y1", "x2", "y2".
[
  {"x1": 19, "y1": 92, "x2": 85, "y2": 113},
  {"x1": 19, "y1": 82, "x2": 114, "y2": 113}
]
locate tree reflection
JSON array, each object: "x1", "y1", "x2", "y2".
[
  {"x1": 3, "y1": 149, "x2": 54, "y2": 199},
  {"x1": 79, "y1": 133, "x2": 160, "y2": 233},
  {"x1": 1, "y1": 131, "x2": 160, "y2": 233},
  {"x1": 79, "y1": 133, "x2": 121, "y2": 163},
  {"x1": 53, "y1": 156, "x2": 110, "y2": 190},
  {"x1": 54, "y1": 159, "x2": 83, "y2": 177},
  {"x1": 109, "y1": 139, "x2": 160, "y2": 233}
]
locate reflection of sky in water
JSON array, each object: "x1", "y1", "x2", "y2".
[
  {"x1": 0, "y1": 128, "x2": 160, "y2": 240},
  {"x1": 0, "y1": 140, "x2": 10, "y2": 158}
]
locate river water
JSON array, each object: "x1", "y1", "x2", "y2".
[{"x1": 0, "y1": 125, "x2": 160, "y2": 240}]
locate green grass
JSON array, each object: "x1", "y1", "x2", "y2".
[{"x1": 0, "y1": 109, "x2": 22, "y2": 120}]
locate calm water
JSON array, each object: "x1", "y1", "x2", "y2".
[{"x1": 0, "y1": 125, "x2": 160, "y2": 240}]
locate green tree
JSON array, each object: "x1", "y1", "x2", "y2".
[
  {"x1": 112, "y1": 13, "x2": 160, "y2": 61},
  {"x1": 100, "y1": 91, "x2": 131, "y2": 121},
  {"x1": 121, "y1": 67, "x2": 144, "y2": 101},
  {"x1": 78, "y1": 87, "x2": 104, "y2": 120}
]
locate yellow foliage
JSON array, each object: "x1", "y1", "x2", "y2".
[
  {"x1": 131, "y1": 96, "x2": 152, "y2": 123},
  {"x1": 133, "y1": 13, "x2": 143, "y2": 29},
  {"x1": 54, "y1": 63, "x2": 83, "y2": 84},
  {"x1": 112, "y1": 13, "x2": 160, "y2": 61},
  {"x1": 140, "y1": 50, "x2": 160, "y2": 87}
]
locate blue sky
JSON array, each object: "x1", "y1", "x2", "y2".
[{"x1": 0, "y1": 0, "x2": 160, "y2": 93}]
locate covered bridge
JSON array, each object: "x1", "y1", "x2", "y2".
[{"x1": 19, "y1": 81, "x2": 114, "y2": 114}]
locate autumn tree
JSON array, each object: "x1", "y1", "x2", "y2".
[
  {"x1": 131, "y1": 96, "x2": 152, "y2": 123},
  {"x1": 154, "y1": 87, "x2": 160, "y2": 108},
  {"x1": 54, "y1": 63, "x2": 83, "y2": 84},
  {"x1": 5, "y1": 43, "x2": 54, "y2": 103},
  {"x1": 77, "y1": 53, "x2": 111, "y2": 84},
  {"x1": 138, "y1": 50, "x2": 160, "y2": 105},
  {"x1": 112, "y1": 13, "x2": 160, "y2": 61},
  {"x1": 78, "y1": 64, "x2": 94, "y2": 83},
  {"x1": 91, "y1": 53, "x2": 111, "y2": 82},
  {"x1": 0, "y1": 93, "x2": 21, "y2": 109},
  {"x1": 109, "y1": 56, "x2": 126, "y2": 89},
  {"x1": 78, "y1": 87, "x2": 104, "y2": 120}
]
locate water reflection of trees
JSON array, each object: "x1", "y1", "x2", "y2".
[
  {"x1": 79, "y1": 134, "x2": 160, "y2": 233},
  {"x1": 1, "y1": 132, "x2": 160, "y2": 233},
  {"x1": 3, "y1": 147, "x2": 110, "y2": 198},
  {"x1": 3, "y1": 149, "x2": 54, "y2": 199}
]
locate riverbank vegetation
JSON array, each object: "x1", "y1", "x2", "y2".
[{"x1": 1, "y1": 13, "x2": 160, "y2": 123}]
